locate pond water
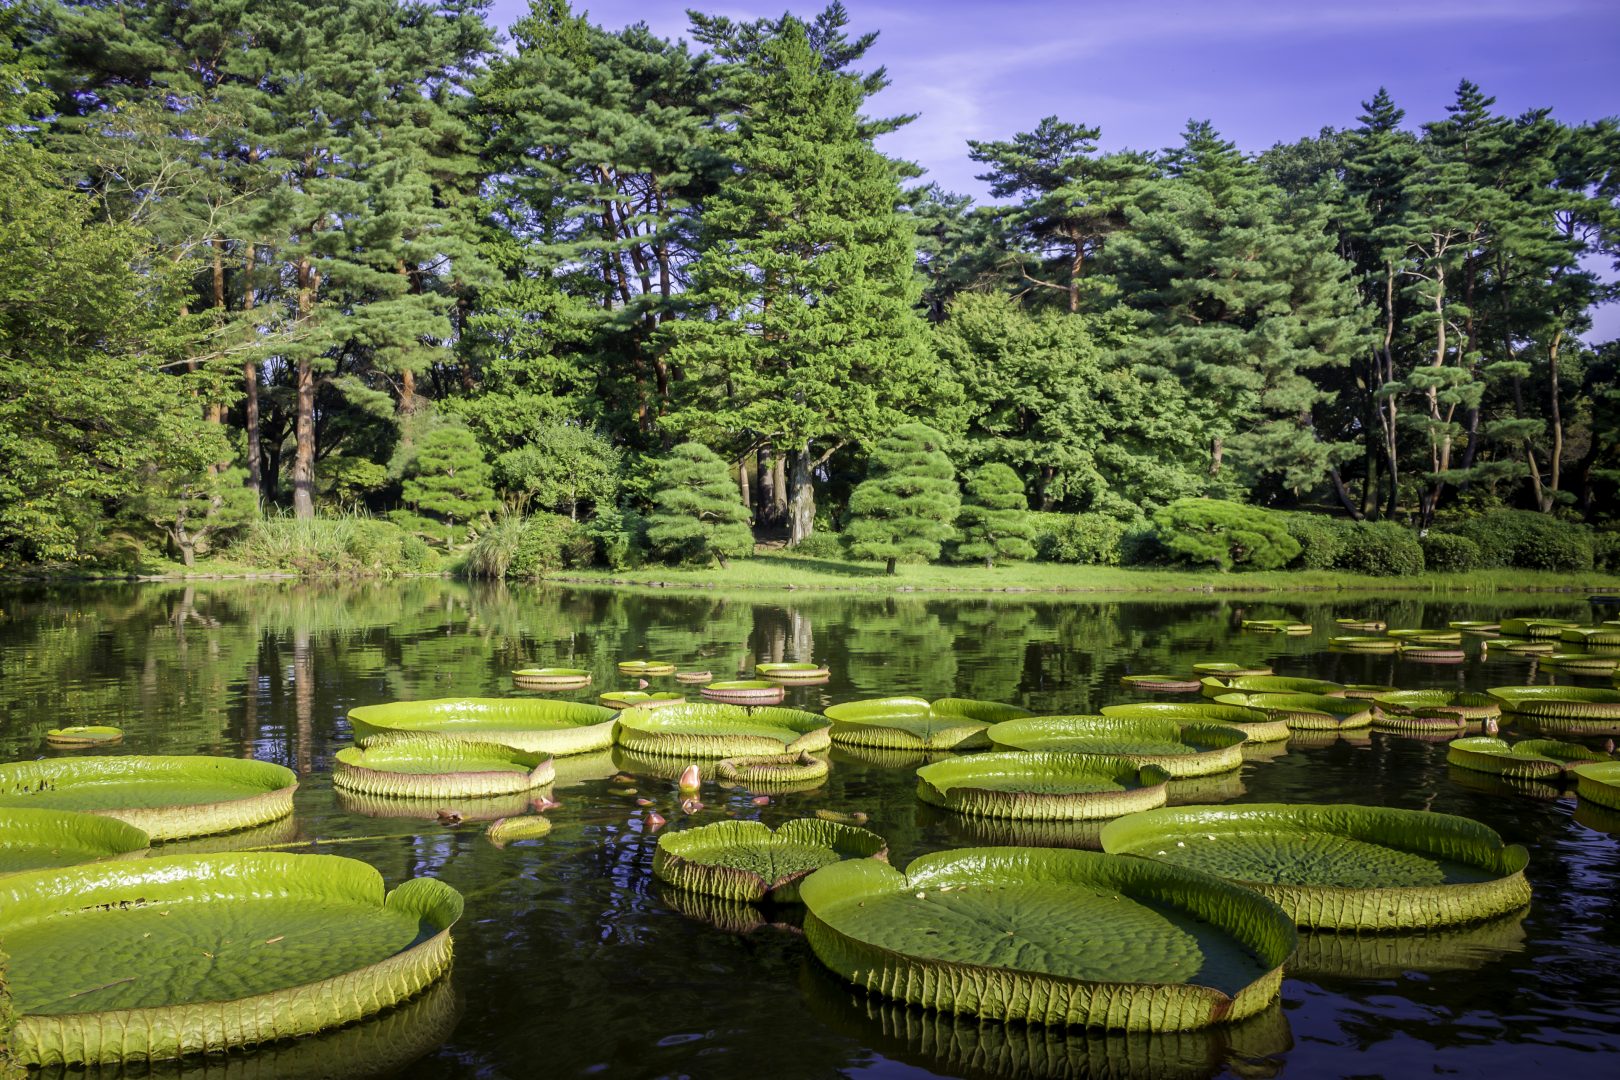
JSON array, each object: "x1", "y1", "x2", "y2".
[{"x1": 1, "y1": 581, "x2": 1617, "y2": 1079}]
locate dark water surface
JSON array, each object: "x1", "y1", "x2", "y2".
[{"x1": 2, "y1": 581, "x2": 1617, "y2": 1080}]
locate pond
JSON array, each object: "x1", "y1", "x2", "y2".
[{"x1": 1, "y1": 581, "x2": 1617, "y2": 1079}]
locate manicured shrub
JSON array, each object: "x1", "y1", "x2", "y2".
[
  {"x1": 1284, "y1": 513, "x2": 1350, "y2": 570},
  {"x1": 646, "y1": 443, "x2": 755, "y2": 567},
  {"x1": 1595, "y1": 529, "x2": 1620, "y2": 572},
  {"x1": 848, "y1": 424, "x2": 960, "y2": 574},
  {"x1": 1420, "y1": 531, "x2": 1482, "y2": 573},
  {"x1": 1451, "y1": 510, "x2": 1594, "y2": 571},
  {"x1": 583, "y1": 505, "x2": 647, "y2": 571},
  {"x1": 397, "y1": 423, "x2": 500, "y2": 545},
  {"x1": 1333, "y1": 521, "x2": 1425, "y2": 576},
  {"x1": 956, "y1": 463, "x2": 1036, "y2": 567},
  {"x1": 790, "y1": 529, "x2": 851, "y2": 559},
  {"x1": 1040, "y1": 513, "x2": 1130, "y2": 565},
  {"x1": 1151, "y1": 498, "x2": 1300, "y2": 572}
]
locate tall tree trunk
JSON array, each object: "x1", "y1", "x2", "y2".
[
  {"x1": 291, "y1": 257, "x2": 319, "y2": 520},
  {"x1": 738, "y1": 457, "x2": 751, "y2": 515},
  {"x1": 788, "y1": 445, "x2": 815, "y2": 545},
  {"x1": 401, "y1": 367, "x2": 417, "y2": 414},
  {"x1": 1209, "y1": 436, "x2": 1224, "y2": 478},
  {"x1": 243, "y1": 243, "x2": 262, "y2": 500},
  {"x1": 1545, "y1": 330, "x2": 1564, "y2": 511},
  {"x1": 885, "y1": 556, "x2": 896, "y2": 575},
  {"x1": 757, "y1": 445, "x2": 775, "y2": 523}
]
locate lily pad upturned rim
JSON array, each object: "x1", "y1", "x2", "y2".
[
  {"x1": 1487, "y1": 685, "x2": 1620, "y2": 719},
  {"x1": 1498, "y1": 618, "x2": 1580, "y2": 639},
  {"x1": 348, "y1": 697, "x2": 618, "y2": 756},
  {"x1": 613, "y1": 702, "x2": 832, "y2": 758},
  {"x1": 1212, "y1": 693, "x2": 1374, "y2": 731},
  {"x1": 0, "y1": 851, "x2": 462, "y2": 1067},
  {"x1": 1563, "y1": 626, "x2": 1620, "y2": 646},
  {"x1": 716, "y1": 752, "x2": 830, "y2": 786},
  {"x1": 823, "y1": 697, "x2": 1025, "y2": 752},
  {"x1": 1328, "y1": 636, "x2": 1401, "y2": 652},
  {"x1": 486, "y1": 815, "x2": 553, "y2": 846},
  {"x1": 701, "y1": 680, "x2": 788, "y2": 705},
  {"x1": 1120, "y1": 674, "x2": 1204, "y2": 693},
  {"x1": 755, "y1": 662, "x2": 833, "y2": 680},
  {"x1": 798, "y1": 846, "x2": 1295, "y2": 1031},
  {"x1": 1543, "y1": 653, "x2": 1620, "y2": 674},
  {"x1": 1191, "y1": 662, "x2": 1274, "y2": 677},
  {"x1": 43, "y1": 726, "x2": 125, "y2": 747},
  {"x1": 986, "y1": 716, "x2": 1247, "y2": 777},
  {"x1": 1101, "y1": 702, "x2": 1291, "y2": 743},
  {"x1": 1100, "y1": 803, "x2": 1531, "y2": 930},
  {"x1": 1240, "y1": 620, "x2": 1313, "y2": 634},
  {"x1": 332, "y1": 735, "x2": 555, "y2": 799},
  {"x1": 915, "y1": 752, "x2": 1171, "y2": 821},
  {"x1": 599, "y1": 690, "x2": 686, "y2": 709},
  {"x1": 510, "y1": 667, "x2": 592, "y2": 690},
  {"x1": 0, "y1": 755, "x2": 297, "y2": 842},
  {"x1": 674, "y1": 669, "x2": 715, "y2": 684},
  {"x1": 1573, "y1": 761, "x2": 1620, "y2": 811},
  {"x1": 653, "y1": 817, "x2": 889, "y2": 902},
  {"x1": 0, "y1": 807, "x2": 150, "y2": 876},
  {"x1": 1445, "y1": 735, "x2": 1609, "y2": 779},
  {"x1": 1200, "y1": 675, "x2": 1346, "y2": 699},
  {"x1": 617, "y1": 660, "x2": 677, "y2": 676},
  {"x1": 1335, "y1": 619, "x2": 1388, "y2": 631},
  {"x1": 1373, "y1": 690, "x2": 1501, "y2": 720}
]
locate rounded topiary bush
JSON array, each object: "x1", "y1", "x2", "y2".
[
  {"x1": 1284, "y1": 513, "x2": 1350, "y2": 570},
  {"x1": 1451, "y1": 511, "x2": 1594, "y2": 571},
  {"x1": 1334, "y1": 521, "x2": 1424, "y2": 577},
  {"x1": 1151, "y1": 499, "x2": 1300, "y2": 572},
  {"x1": 1040, "y1": 513, "x2": 1129, "y2": 565},
  {"x1": 1421, "y1": 531, "x2": 1482, "y2": 574}
]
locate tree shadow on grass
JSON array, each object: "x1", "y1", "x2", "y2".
[{"x1": 748, "y1": 554, "x2": 889, "y2": 579}]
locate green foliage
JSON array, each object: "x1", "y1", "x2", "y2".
[
  {"x1": 319, "y1": 458, "x2": 391, "y2": 511},
  {"x1": 848, "y1": 424, "x2": 961, "y2": 573},
  {"x1": 1334, "y1": 521, "x2": 1425, "y2": 577},
  {"x1": 646, "y1": 443, "x2": 755, "y2": 567},
  {"x1": 228, "y1": 516, "x2": 436, "y2": 577},
  {"x1": 465, "y1": 514, "x2": 594, "y2": 579},
  {"x1": 1595, "y1": 530, "x2": 1620, "y2": 573},
  {"x1": 398, "y1": 424, "x2": 499, "y2": 545},
  {"x1": 129, "y1": 463, "x2": 259, "y2": 568},
  {"x1": 490, "y1": 422, "x2": 621, "y2": 519},
  {"x1": 1421, "y1": 532, "x2": 1483, "y2": 573},
  {"x1": 1152, "y1": 499, "x2": 1301, "y2": 572},
  {"x1": 1451, "y1": 511, "x2": 1595, "y2": 571},
  {"x1": 1037, "y1": 513, "x2": 1130, "y2": 566},
  {"x1": 955, "y1": 464, "x2": 1036, "y2": 566},
  {"x1": 581, "y1": 505, "x2": 648, "y2": 571},
  {"x1": 1283, "y1": 514, "x2": 1350, "y2": 571},
  {"x1": 789, "y1": 530, "x2": 852, "y2": 560}
]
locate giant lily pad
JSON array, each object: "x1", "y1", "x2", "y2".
[
  {"x1": 1499, "y1": 618, "x2": 1579, "y2": 639},
  {"x1": 1445, "y1": 736, "x2": 1609, "y2": 780},
  {"x1": 0, "y1": 756, "x2": 296, "y2": 842},
  {"x1": 599, "y1": 690, "x2": 685, "y2": 709},
  {"x1": 915, "y1": 753, "x2": 1170, "y2": 820},
  {"x1": 1543, "y1": 653, "x2": 1620, "y2": 675},
  {"x1": 1192, "y1": 662, "x2": 1274, "y2": 677},
  {"x1": 756, "y1": 662, "x2": 832, "y2": 682},
  {"x1": 0, "y1": 808, "x2": 148, "y2": 876},
  {"x1": 1119, "y1": 674, "x2": 1203, "y2": 693},
  {"x1": 1374, "y1": 690, "x2": 1501, "y2": 722},
  {"x1": 1101, "y1": 701, "x2": 1290, "y2": 743},
  {"x1": 1487, "y1": 686, "x2": 1620, "y2": 722},
  {"x1": 1, "y1": 852, "x2": 461, "y2": 1066},
  {"x1": 716, "y1": 753, "x2": 829, "y2": 787},
  {"x1": 1100, "y1": 804, "x2": 1531, "y2": 930},
  {"x1": 653, "y1": 818, "x2": 888, "y2": 902},
  {"x1": 618, "y1": 660, "x2": 676, "y2": 677},
  {"x1": 701, "y1": 680, "x2": 786, "y2": 705},
  {"x1": 1574, "y1": 761, "x2": 1620, "y2": 811},
  {"x1": 1212, "y1": 692, "x2": 1373, "y2": 731},
  {"x1": 614, "y1": 703, "x2": 831, "y2": 758},
  {"x1": 987, "y1": 716, "x2": 1247, "y2": 777},
  {"x1": 333, "y1": 736, "x2": 554, "y2": 799},
  {"x1": 1341, "y1": 683, "x2": 1400, "y2": 700},
  {"x1": 43, "y1": 726, "x2": 124, "y2": 748},
  {"x1": 348, "y1": 697, "x2": 617, "y2": 756},
  {"x1": 798, "y1": 846, "x2": 1294, "y2": 1030},
  {"x1": 510, "y1": 667, "x2": 590, "y2": 691},
  {"x1": 1201, "y1": 675, "x2": 1344, "y2": 698},
  {"x1": 823, "y1": 696, "x2": 1028, "y2": 752},
  {"x1": 1563, "y1": 626, "x2": 1620, "y2": 646}
]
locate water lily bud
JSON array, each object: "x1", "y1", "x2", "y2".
[
  {"x1": 678, "y1": 764, "x2": 701, "y2": 794},
  {"x1": 751, "y1": 796, "x2": 770, "y2": 806},
  {"x1": 645, "y1": 811, "x2": 666, "y2": 830},
  {"x1": 636, "y1": 797, "x2": 653, "y2": 807}
]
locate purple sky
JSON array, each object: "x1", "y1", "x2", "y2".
[{"x1": 487, "y1": 0, "x2": 1620, "y2": 337}]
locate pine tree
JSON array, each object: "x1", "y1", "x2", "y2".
[
  {"x1": 848, "y1": 424, "x2": 960, "y2": 574},
  {"x1": 645, "y1": 443, "x2": 754, "y2": 568},
  {"x1": 398, "y1": 424, "x2": 499, "y2": 544},
  {"x1": 956, "y1": 463, "x2": 1036, "y2": 567}
]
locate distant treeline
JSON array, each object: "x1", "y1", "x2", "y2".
[{"x1": 1, "y1": 1, "x2": 1615, "y2": 570}]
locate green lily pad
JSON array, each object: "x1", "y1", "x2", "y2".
[
  {"x1": 674, "y1": 670, "x2": 714, "y2": 684},
  {"x1": 1329, "y1": 636, "x2": 1401, "y2": 652},
  {"x1": 1201, "y1": 675, "x2": 1344, "y2": 698},
  {"x1": 716, "y1": 753, "x2": 829, "y2": 787},
  {"x1": 1100, "y1": 803, "x2": 1531, "y2": 930},
  {"x1": 1542, "y1": 653, "x2": 1620, "y2": 675},
  {"x1": 700, "y1": 680, "x2": 786, "y2": 705},
  {"x1": 1445, "y1": 736, "x2": 1609, "y2": 780},
  {"x1": 1450, "y1": 620, "x2": 1501, "y2": 632},
  {"x1": 1, "y1": 852, "x2": 461, "y2": 1066},
  {"x1": 654, "y1": 818, "x2": 888, "y2": 902},
  {"x1": 1335, "y1": 618, "x2": 1387, "y2": 631},
  {"x1": 1574, "y1": 761, "x2": 1620, "y2": 811},
  {"x1": 1487, "y1": 685, "x2": 1620, "y2": 722},
  {"x1": 0, "y1": 756, "x2": 297, "y2": 842},
  {"x1": 333, "y1": 736, "x2": 554, "y2": 799},
  {"x1": 1240, "y1": 619, "x2": 1312, "y2": 634},
  {"x1": 510, "y1": 667, "x2": 591, "y2": 690},
  {"x1": 486, "y1": 815, "x2": 553, "y2": 846},
  {"x1": 1192, "y1": 662, "x2": 1274, "y2": 677},
  {"x1": 798, "y1": 846, "x2": 1295, "y2": 1030},
  {"x1": 348, "y1": 697, "x2": 617, "y2": 756},
  {"x1": 1499, "y1": 618, "x2": 1580, "y2": 638},
  {"x1": 335, "y1": 788, "x2": 539, "y2": 822},
  {"x1": 915, "y1": 753, "x2": 1171, "y2": 821},
  {"x1": 1212, "y1": 692, "x2": 1373, "y2": 731},
  {"x1": 823, "y1": 696, "x2": 1027, "y2": 751},
  {"x1": 1341, "y1": 683, "x2": 1400, "y2": 700},
  {"x1": 1119, "y1": 674, "x2": 1203, "y2": 693},
  {"x1": 1446, "y1": 763, "x2": 1562, "y2": 801},
  {"x1": 1101, "y1": 701, "x2": 1291, "y2": 743},
  {"x1": 756, "y1": 662, "x2": 831, "y2": 681},
  {"x1": 1484, "y1": 638, "x2": 1555, "y2": 654},
  {"x1": 1374, "y1": 690, "x2": 1501, "y2": 721},
  {"x1": 614, "y1": 703, "x2": 831, "y2": 758},
  {"x1": 1371, "y1": 710, "x2": 1466, "y2": 736},
  {"x1": 0, "y1": 808, "x2": 149, "y2": 876},
  {"x1": 1563, "y1": 626, "x2": 1620, "y2": 646},
  {"x1": 618, "y1": 660, "x2": 676, "y2": 677},
  {"x1": 1401, "y1": 642, "x2": 1466, "y2": 662},
  {"x1": 43, "y1": 726, "x2": 124, "y2": 748},
  {"x1": 599, "y1": 690, "x2": 685, "y2": 709},
  {"x1": 988, "y1": 716, "x2": 1246, "y2": 777}
]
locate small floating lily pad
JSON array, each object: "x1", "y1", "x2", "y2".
[
  {"x1": 1201, "y1": 675, "x2": 1344, "y2": 698},
  {"x1": 1401, "y1": 642, "x2": 1466, "y2": 662},
  {"x1": 349, "y1": 697, "x2": 617, "y2": 756},
  {"x1": 1574, "y1": 761, "x2": 1620, "y2": 811},
  {"x1": 1446, "y1": 735, "x2": 1609, "y2": 779},
  {"x1": 1119, "y1": 674, "x2": 1202, "y2": 693},
  {"x1": 1101, "y1": 804, "x2": 1531, "y2": 930},
  {"x1": 824, "y1": 696, "x2": 1028, "y2": 752},
  {"x1": 1101, "y1": 702, "x2": 1290, "y2": 744},
  {"x1": 1192, "y1": 662, "x2": 1274, "y2": 677},
  {"x1": 756, "y1": 662, "x2": 832, "y2": 681},
  {"x1": 0, "y1": 852, "x2": 462, "y2": 1066},
  {"x1": 614, "y1": 703, "x2": 831, "y2": 758},
  {"x1": 0, "y1": 756, "x2": 296, "y2": 842},
  {"x1": 1213, "y1": 693, "x2": 1373, "y2": 731},
  {"x1": 701, "y1": 679, "x2": 786, "y2": 705},
  {"x1": 717, "y1": 753, "x2": 829, "y2": 786},
  {"x1": 988, "y1": 716, "x2": 1246, "y2": 777},
  {"x1": 0, "y1": 808, "x2": 149, "y2": 876},
  {"x1": 674, "y1": 670, "x2": 715, "y2": 685},
  {"x1": 599, "y1": 690, "x2": 686, "y2": 709},
  {"x1": 43, "y1": 726, "x2": 124, "y2": 748},
  {"x1": 486, "y1": 815, "x2": 553, "y2": 846},
  {"x1": 1335, "y1": 618, "x2": 1387, "y2": 631},
  {"x1": 798, "y1": 846, "x2": 1294, "y2": 1030},
  {"x1": 1241, "y1": 620, "x2": 1312, "y2": 634},
  {"x1": 1329, "y1": 636, "x2": 1401, "y2": 652},
  {"x1": 1450, "y1": 621, "x2": 1501, "y2": 632},
  {"x1": 334, "y1": 736, "x2": 554, "y2": 799},
  {"x1": 915, "y1": 753, "x2": 1170, "y2": 821},
  {"x1": 618, "y1": 660, "x2": 677, "y2": 677},
  {"x1": 511, "y1": 667, "x2": 591, "y2": 691},
  {"x1": 654, "y1": 818, "x2": 888, "y2": 902}
]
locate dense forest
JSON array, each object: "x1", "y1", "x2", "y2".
[{"x1": 1, "y1": 0, "x2": 1616, "y2": 575}]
